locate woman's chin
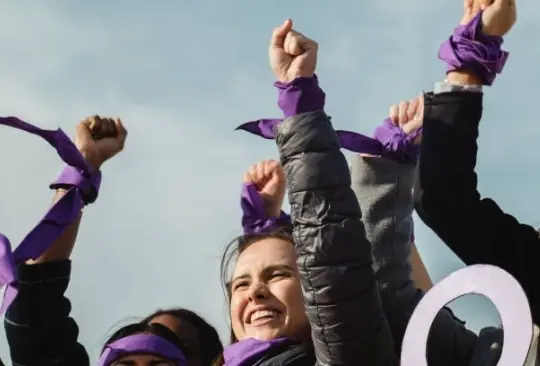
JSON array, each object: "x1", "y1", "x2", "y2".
[{"x1": 248, "y1": 326, "x2": 286, "y2": 341}]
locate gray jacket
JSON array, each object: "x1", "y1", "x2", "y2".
[{"x1": 350, "y1": 155, "x2": 502, "y2": 365}]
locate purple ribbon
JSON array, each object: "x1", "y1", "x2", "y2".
[
  {"x1": 98, "y1": 334, "x2": 187, "y2": 366},
  {"x1": 438, "y1": 10, "x2": 509, "y2": 86},
  {"x1": 224, "y1": 337, "x2": 290, "y2": 366},
  {"x1": 236, "y1": 118, "x2": 421, "y2": 163},
  {"x1": 0, "y1": 117, "x2": 101, "y2": 314},
  {"x1": 241, "y1": 182, "x2": 290, "y2": 235}
]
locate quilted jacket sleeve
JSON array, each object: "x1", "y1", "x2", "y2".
[{"x1": 274, "y1": 111, "x2": 397, "y2": 366}]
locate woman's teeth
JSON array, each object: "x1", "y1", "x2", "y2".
[{"x1": 251, "y1": 310, "x2": 278, "y2": 322}]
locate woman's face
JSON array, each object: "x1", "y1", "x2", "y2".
[
  {"x1": 112, "y1": 354, "x2": 175, "y2": 366},
  {"x1": 230, "y1": 237, "x2": 309, "y2": 341},
  {"x1": 148, "y1": 315, "x2": 203, "y2": 366}
]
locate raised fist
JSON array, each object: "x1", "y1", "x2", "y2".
[
  {"x1": 76, "y1": 115, "x2": 127, "y2": 170},
  {"x1": 462, "y1": 0, "x2": 516, "y2": 36},
  {"x1": 269, "y1": 19, "x2": 318, "y2": 83},
  {"x1": 244, "y1": 159, "x2": 286, "y2": 218},
  {"x1": 388, "y1": 94, "x2": 424, "y2": 145}
]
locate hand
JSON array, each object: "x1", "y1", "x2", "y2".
[
  {"x1": 244, "y1": 160, "x2": 286, "y2": 218},
  {"x1": 269, "y1": 19, "x2": 318, "y2": 83},
  {"x1": 76, "y1": 115, "x2": 127, "y2": 170},
  {"x1": 388, "y1": 94, "x2": 424, "y2": 144},
  {"x1": 462, "y1": 0, "x2": 516, "y2": 36}
]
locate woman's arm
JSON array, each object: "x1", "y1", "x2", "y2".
[
  {"x1": 5, "y1": 261, "x2": 90, "y2": 366},
  {"x1": 414, "y1": 3, "x2": 540, "y2": 322},
  {"x1": 351, "y1": 154, "x2": 478, "y2": 366},
  {"x1": 409, "y1": 244, "x2": 432, "y2": 292},
  {"x1": 269, "y1": 20, "x2": 396, "y2": 365},
  {"x1": 276, "y1": 108, "x2": 396, "y2": 366},
  {"x1": 3, "y1": 117, "x2": 127, "y2": 365}
]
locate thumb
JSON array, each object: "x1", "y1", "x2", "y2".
[
  {"x1": 270, "y1": 19, "x2": 293, "y2": 49},
  {"x1": 76, "y1": 119, "x2": 94, "y2": 141}
]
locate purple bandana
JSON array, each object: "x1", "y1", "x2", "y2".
[
  {"x1": 98, "y1": 334, "x2": 187, "y2": 366},
  {"x1": 224, "y1": 337, "x2": 290, "y2": 366},
  {"x1": 0, "y1": 117, "x2": 101, "y2": 314},
  {"x1": 241, "y1": 182, "x2": 290, "y2": 234},
  {"x1": 438, "y1": 10, "x2": 509, "y2": 86},
  {"x1": 236, "y1": 118, "x2": 421, "y2": 164}
]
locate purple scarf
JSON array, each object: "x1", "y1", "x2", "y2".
[
  {"x1": 236, "y1": 118, "x2": 420, "y2": 164},
  {"x1": 0, "y1": 117, "x2": 101, "y2": 313},
  {"x1": 241, "y1": 182, "x2": 290, "y2": 235},
  {"x1": 224, "y1": 338, "x2": 290, "y2": 366},
  {"x1": 438, "y1": 10, "x2": 508, "y2": 86},
  {"x1": 98, "y1": 334, "x2": 187, "y2": 366}
]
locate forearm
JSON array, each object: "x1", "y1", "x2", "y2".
[
  {"x1": 350, "y1": 155, "x2": 415, "y2": 292},
  {"x1": 409, "y1": 243, "x2": 432, "y2": 292},
  {"x1": 27, "y1": 189, "x2": 83, "y2": 264}
]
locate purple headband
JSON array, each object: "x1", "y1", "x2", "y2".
[
  {"x1": 236, "y1": 118, "x2": 421, "y2": 163},
  {"x1": 241, "y1": 182, "x2": 290, "y2": 235},
  {"x1": 438, "y1": 10, "x2": 508, "y2": 86},
  {"x1": 98, "y1": 334, "x2": 187, "y2": 366},
  {"x1": 0, "y1": 117, "x2": 101, "y2": 314}
]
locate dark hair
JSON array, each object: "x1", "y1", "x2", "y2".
[
  {"x1": 142, "y1": 307, "x2": 223, "y2": 366},
  {"x1": 220, "y1": 227, "x2": 294, "y2": 344},
  {"x1": 101, "y1": 321, "x2": 184, "y2": 355}
]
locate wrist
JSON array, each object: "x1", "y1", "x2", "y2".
[
  {"x1": 447, "y1": 70, "x2": 483, "y2": 86},
  {"x1": 80, "y1": 150, "x2": 102, "y2": 171},
  {"x1": 275, "y1": 75, "x2": 325, "y2": 118}
]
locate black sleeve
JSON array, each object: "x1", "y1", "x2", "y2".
[
  {"x1": 275, "y1": 110, "x2": 397, "y2": 366},
  {"x1": 4, "y1": 260, "x2": 90, "y2": 366},
  {"x1": 414, "y1": 91, "x2": 540, "y2": 323}
]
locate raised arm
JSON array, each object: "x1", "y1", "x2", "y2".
[
  {"x1": 269, "y1": 20, "x2": 396, "y2": 366},
  {"x1": 4, "y1": 116, "x2": 126, "y2": 366},
  {"x1": 350, "y1": 105, "x2": 480, "y2": 366},
  {"x1": 412, "y1": 0, "x2": 540, "y2": 323}
]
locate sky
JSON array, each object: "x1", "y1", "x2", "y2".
[{"x1": 0, "y1": 0, "x2": 539, "y2": 363}]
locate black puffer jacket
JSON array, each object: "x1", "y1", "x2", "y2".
[{"x1": 261, "y1": 110, "x2": 397, "y2": 366}]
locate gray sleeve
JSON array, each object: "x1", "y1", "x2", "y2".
[
  {"x1": 350, "y1": 155, "x2": 415, "y2": 294},
  {"x1": 350, "y1": 155, "x2": 479, "y2": 365}
]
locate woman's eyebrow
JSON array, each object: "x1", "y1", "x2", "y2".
[
  {"x1": 264, "y1": 264, "x2": 295, "y2": 272},
  {"x1": 230, "y1": 273, "x2": 250, "y2": 284}
]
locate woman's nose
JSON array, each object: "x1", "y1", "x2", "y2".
[{"x1": 247, "y1": 283, "x2": 269, "y2": 302}]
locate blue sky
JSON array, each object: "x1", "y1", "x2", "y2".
[{"x1": 0, "y1": 0, "x2": 539, "y2": 362}]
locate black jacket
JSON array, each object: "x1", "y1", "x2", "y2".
[
  {"x1": 4, "y1": 260, "x2": 90, "y2": 366},
  {"x1": 413, "y1": 91, "x2": 540, "y2": 325},
  {"x1": 262, "y1": 110, "x2": 397, "y2": 366}
]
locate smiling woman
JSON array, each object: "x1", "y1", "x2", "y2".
[{"x1": 221, "y1": 229, "x2": 307, "y2": 344}]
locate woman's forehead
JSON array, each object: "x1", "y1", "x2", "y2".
[{"x1": 233, "y1": 238, "x2": 296, "y2": 275}]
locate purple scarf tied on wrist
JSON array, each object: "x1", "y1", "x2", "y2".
[
  {"x1": 0, "y1": 117, "x2": 101, "y2": 314},
  {"x1": 438, "y1": 10, "x2": 509, "y2": 86},
  {"x1": 236, "y1": 118, "x2": 421, "y2": 164},
  {"x1": 98, "y1": 334, "x2": 187, "y2": 366},
  {"x1": 241, "y1": 182, "x2": 290, "y2": 235}
]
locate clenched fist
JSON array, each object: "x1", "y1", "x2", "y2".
[
  {"x1": 76, "y1": 115, "x2": 127, "y2": 171},
  {"x1": 388, "y1": 94, "x2": 424, "y2": 144},
  {"x1": 244, "y1": 159, "x2": 286, "y2": 218},
  {"x1": 269, "y1": 19, "x2": 318, "y2": 83},
  {"x1": 463, "y1": 0, "x2": 516, "y2": 36}
]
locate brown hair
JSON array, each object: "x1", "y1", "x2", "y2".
[{"x1": 212, "y1": 227, "x2": 293, "y2": 366}]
